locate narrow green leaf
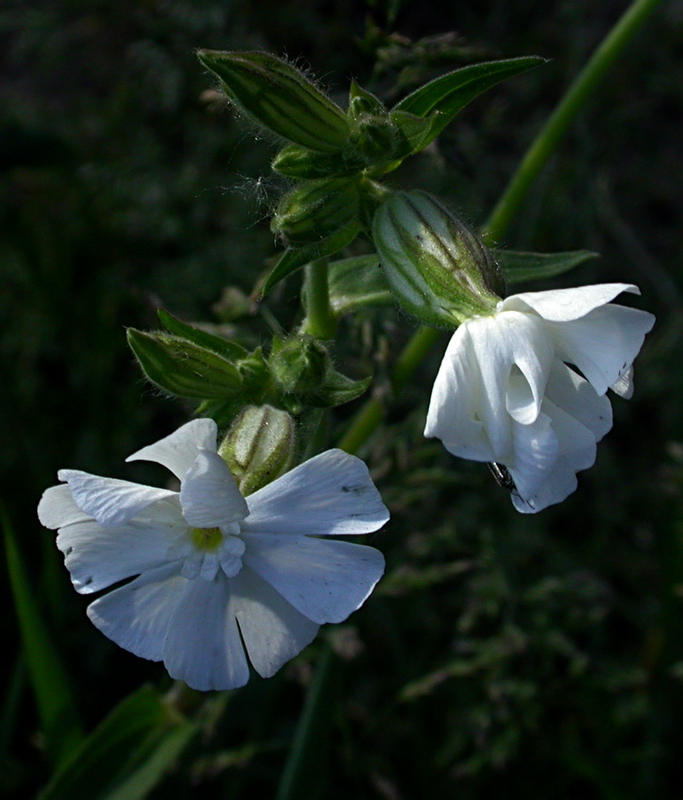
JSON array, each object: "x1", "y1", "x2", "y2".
[
  {"x1": 495, "y1": 249, "x2": 599, "y2": 284},
  {"x1": 261, "y1": 221, "x2": 360, "y2": 297},
  {"x1": 158, "y1": 310, "x2": 248, "y2": 360},
  {"x1": 3, "y1": 509, "x2": 83, "y2": 766},
  {"x1": 40, "y1": 685, "x2": 196, "y2": 800},
  {"x1": 327, "y1": 254, "x2": 392, "y2": 316},
  {"x1": 394, "y1": 56, "x2": 546, "y2": 150}
]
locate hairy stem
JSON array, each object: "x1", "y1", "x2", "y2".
[{"x1": 303, "y1": 258, "x2": 336, "y2": 340}]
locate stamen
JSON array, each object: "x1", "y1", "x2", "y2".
[{"x1": 189, "y1": 526, "x2": 223, "y2": 552}]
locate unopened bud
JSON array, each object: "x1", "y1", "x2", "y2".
[
  {"x1": 271, "y1": 178, "x2": 360, "y2": 248},
  {"x1": 269, "y1": 336, "x2": 328, "y2": 395},
  {"x1": 372, "y1": 191, "x2": 503, "y2": 326},
  {"x1": 219, "y1": 405, "x2": 295, "y2": 495},
  {"x1": 197, "y1": 50, "x2": 352, "y2": 154},
  {"x1": 127, "y1": 329, "x2": 243, "y2": 399}
]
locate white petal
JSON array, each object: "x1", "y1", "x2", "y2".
[
  {"x1": 509, "y1": 398, "x2": 599, "y2": 513},
  {"x1": 547, "y1": 304, "x2": 655, "y2": 396},
  {"x1": 502, "y1": 283, "x2": 640, "y2": 321},
  {"x1": 86, "y1": 562, "x2": 187, "y2": 661},
  {"x1": 545, "y1": 362, "x2": 613, "y2": 441},
  {"x1": 162, "y1": 573, "x2": 250, "y2": 691},
  {"x1": 424, "y1": 327, "x2": 494, "y2": 461},
  {"x1": 179, "y1": 450, "x2": 248, "y2": 528},
  {"x1": 243, "y1": 450, "x2": 389, "y2": 537},
  {"x1": 505, "y1": 411, "x2": 559, "y2": 501},
  {"x1": 57, "y1": 509, "x2": 185, "y2": 593},
  {"x1": 38, "y1": 484, "x2": 90, "y2": 529},
  {"x1": 57, "y1": 470, "x2": 178, "y2": 526},
  {"x1": 232, "y1": 566, "x2": 319, "y2": 678},
  {"x1": 126, "y1": 419, "x2": 218, "y2": 481},
  {"x1": 243, "y1": 533, "x2": 385, "y2": 624}
]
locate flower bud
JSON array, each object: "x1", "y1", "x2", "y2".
[
  {"x1": 271, "y1": 178, "x2": 360, "y2": 248},
  {"x1": 197, "y1": 50, "x2": 352, "y2": 154},
  {"x1": 372, "y1": 191, "x2": 503, "y2": 326},
  {"x1": 269, "y1": 336, "x2": 328, "y2": 396},
  {"x1": 219, "y1": 405, "x2": 296, "y2": 495},
  {"x1": 127, "y1": 329, "x2": 244, "y2": 399},
  {"x1": 271, "y1": 144, "x2": 363, "y2": 179}
]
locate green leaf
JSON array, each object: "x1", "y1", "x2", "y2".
[
  {"x1": 39, "y1": 685, "x2": 198, "y2": 800},
  {"x1": 327, "y1": 254, "x2": 392, "y2": 316},
  {"x1": 394, "y1": 56, "x2": 546, "y2": 150},
  {"x1": 495, "y1": 249, "x2": 599, "y2": 284},
  {"x1": 261, "y1": 221, "x2": 360, "y2": 297},
  {"x1": 158, "y1": 310, "x2": 248, "y2": 360},
  {"x1": 3, "y1": 508, "x2": 83, "y2": 767}
]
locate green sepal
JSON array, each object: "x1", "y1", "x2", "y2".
[
  {"x1": 127, "y1": 329, "x2": 243, "y2": 399},
  {"x1": 327, "y1": 254, "x2": 392, "y2": 316},
  {"x1": 348, "y1": 80, "x2": 386, "y2": 118},
  {"x1": 310, "y1": 369, "x2": 372, "y2": 407},
  {"x1": 261, "y1": 220, "x2": 360, "y2": 297},
  {"x1": 394, "y1": 56, "x2": 546, "y2": 152},
  {"x1": 271, "y1": 144, "x2": 364, "y2": 179},
  {"x1": 495, "y1": 249, "x2": 599, "y2": 284},
  {"x1": 158, "y1": 309, "x2": 248, "y2": 360},
  {"x1": 197, "y1": 50, "x2": 352, "y2": 153}
]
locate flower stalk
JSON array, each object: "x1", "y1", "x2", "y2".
[{"x1": 303, "y1": 258, "x2": 337, "y2": 340}]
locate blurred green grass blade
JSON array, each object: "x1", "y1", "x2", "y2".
[
  {"x1": 40, "y1": 685, "x2": 197, "y2": 800},
  {"x1": 496, "y1": 248, "x2": 598, "y2": 284},
  {"x1": 102, "y1": 721, "x2": 198, "y2": 800},
  {"x1": 3, "y1": 509, "x2": 83, "y2": 766},
  {"x1": 327, "y1": 254, "x2": 392, "y2": 316}
]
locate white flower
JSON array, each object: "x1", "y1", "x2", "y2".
[
  {"x1": 37, "y1": 419, "x2": 388, "y2": 691},
  {"x1": 425, "y1": 283, "x2": 655, "y2": 513}
]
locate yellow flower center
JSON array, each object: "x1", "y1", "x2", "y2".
[{"x1": 189, "y1": 526, "x2": 223, "y2": 552}]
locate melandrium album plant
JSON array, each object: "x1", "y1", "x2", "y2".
[{"x1": 29, "y1": 2, "x2": 665, "y2": 794}]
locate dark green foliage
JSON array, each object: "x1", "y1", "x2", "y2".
[{"x1": 2, "y1": 1, "x2": 680, "y2": 799}]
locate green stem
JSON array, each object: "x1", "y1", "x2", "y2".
[
  {"x1": 484, "y1": 0, "x2": 662, "y2": 240},
  {"x1": 303, "y1": 258, "x2": 336, "y2": 340},
  {"x1": 277, "y1": 1, "x2": 661, "y2": 794}
]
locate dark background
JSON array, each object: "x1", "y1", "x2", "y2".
[{"x1": 2, "y1": 0, "x2": 682, "y2": 797}]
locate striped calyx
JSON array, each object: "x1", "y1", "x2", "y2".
[
  {"x1": 197, "y1": 50, "x2": 352, "y2": 154},
  {"x1": 271, "y1": 178, "x2": 360, "y2": 248},
  {"x1": 218, "y1": 405, "x2": 295, "y2": 496},
  {"x1": 372, "y1": 191, "x2": 502, "y2": 327}
]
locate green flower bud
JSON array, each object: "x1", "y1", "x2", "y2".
[
  {"x1": 372, "y1": 191, "x2": 503, "y2": 327},
  {"x1": 127, "y1": 329, "x2": 243, "y2": 399},
  {"x1": 197, "y1": 50, "x2": 352, "y2": 154},
  {"x1": 218, "y1": 405, "x2": 296, "y2": 495},
  {"x1": 271, "y1": 144, "x2": 363, "y2": 179},
  {"x1": 269, "y1": 336, "x2": 328, "y2": 396},
  {"x1": 271, "y1": 178, "x2": 360, "y2": 248}
]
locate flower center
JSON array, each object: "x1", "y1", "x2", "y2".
[{"x1": 189, "y1": 526, "x2": 223, "y2": 552}]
